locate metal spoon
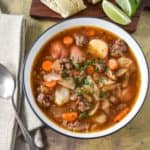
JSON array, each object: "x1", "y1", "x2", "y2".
[{"x1": 0, "y1": 64, "x2": 37, "y2": 150}]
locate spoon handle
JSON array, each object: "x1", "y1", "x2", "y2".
[{"x1": 11, "y1": 97, "x2": 37, "y2": 150}]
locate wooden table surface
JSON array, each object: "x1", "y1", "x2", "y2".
[{"x1": 0, "y1": 0, "x2": 150, "y2": 150}]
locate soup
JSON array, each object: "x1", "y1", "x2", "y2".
[{"x1": 31, "y1": 26, "x2": 140, "y2": 132}]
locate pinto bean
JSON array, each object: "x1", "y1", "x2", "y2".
[
  {"x1": 50, "y1": 41, "x2": 69, "y2": 59},
  {"x1": 121, "y1": 87, "x2": 133, "y2": 101},
  {"x1": 70, "y1": 45, "x2": 85, "y2": 63},
  {"x1": 60, "y1": 47, "x2": 69, "y2": 58},
  {"x1": 94, "y1": 113, "x2": 107, "y2": 124},
  {"x1": 50, "y1": 41, "x2": 62, "y2": 59}
]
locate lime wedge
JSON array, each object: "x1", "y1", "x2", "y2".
[
  {"x1": 102, "y1": 0, "x2": 131, "y2": 25},
  {"x1": 116, "y1": 0, "x2": 142, "y2": 17}
]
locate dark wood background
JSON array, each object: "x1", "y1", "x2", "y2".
[{"x1": 30, "y1": 0, "x2": 150, "y2": 33}]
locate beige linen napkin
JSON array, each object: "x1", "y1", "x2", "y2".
[
  {"x1": 0, "y1": 13, "x2": 25, "y2": 150},
  {"x1": 0, "y1": 13, "x2": 43, "y2": 150}
]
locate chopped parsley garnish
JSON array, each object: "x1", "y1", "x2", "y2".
[
  {"x1": 82, "y1": 59, "x2": 96, "y2": 70},
  {"x1": 73, "y1": 77, "x2": 79, "y2": 83},
  {"x1": 97, "y1": 58, "x2": 103, "y2": 64},
  {"x1": 73, "y1": 76, "x2": 86, "y2": 87},
  {"x1": 76, "y1": 88, "x2": 84, "y2": 96},
  {"x1": 71, "y1": 58, "x2": 105, "y2": 72},
  {"x1": 79, "y1": 112, "x2": 89, "y2": 119},
  {"x1": 75, "y1": 87, "x2": 91, "y2": 96},
  {"x1": 105, "y1": 67, "x2": 109, "y2": 72},
  {"x1": 73, "y1": 63, "x2": 80, "y2": 70},
  {"x1": 73, "y1": 76, "x2": 94, "y2": 88},
  {"x1": 61, "y1": 71, "x2": 69, "y2": 78},
  {"x1": 84, "y1": 79, "x2": 93, "y2": 86}
]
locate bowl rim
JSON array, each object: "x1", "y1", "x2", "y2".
[{"x1": 23, "y1": 17, "x2": 149, "y2": 139}]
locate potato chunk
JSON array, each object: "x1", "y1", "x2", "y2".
[
  {"x1": 88, "y1": 39, "x2": 108, "y2": 59},
  {"x1": 94, "y1": 113, "x2": 107, "y2": 124}
]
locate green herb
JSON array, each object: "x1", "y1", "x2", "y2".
[
  {"x1": 79, "y1": 78, "x2": 85, "y2": 86},
  {"x1": 61, "y1": 71, "x2": 69, "y2": 78},
  {"x1": 73, "y1": 76, "x2": 87, "y2": 87},
  {"x1": 73, "y1": 77, "x2": 79, "y2": 83},
  {"x1": 97, "y1": 58, "x2": 103, "y2": 64},
  {"x1": 84, "y1": 79, "x2": 89, "y2": 85},
  {"x1": 82, "y1": 59, "x2": 96, "y2": 70},
  {"x1": 73, "y1": 63, "x2": 80, "y2": 70},
  {"x1": 79, "y1": 112, "x2": 89, "y2": 119},
  {"x1": 73, "y1": 59, "x2": 102, "y2": 72},
  {"x1": 105, "y1": 67, "x2": 109, "y2": 72},
  {"x1": 76, "y1": 88, "x2": 84, "y2": 96},
  {"x1": 75, "y1": 87, "x2": 90, "y2": 96},
  {"x1": 84, "y1": 79, "x2": 93, "y2": 86},
  {"x1": 99, "y1": 91, "x2": 105, "y2": 98}
]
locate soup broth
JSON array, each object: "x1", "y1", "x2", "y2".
[{"x1": 31, "y1": 26, "x2": 140, "y2": 132}]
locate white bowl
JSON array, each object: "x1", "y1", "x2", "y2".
[{"x1": 23, "y1": 18, "x2": 149, "y2": 139}]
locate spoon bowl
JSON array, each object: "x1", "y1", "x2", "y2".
[{"x1": 0, "y1": 65, "x2": 15, "y2": 99}]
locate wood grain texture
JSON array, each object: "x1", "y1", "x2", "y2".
[
  {"x1": 30, "y1": 0, "x2": 144, "y2": 33},
  {"x1": 0, "y1": 0, "x2": 150, "y2": 150}
]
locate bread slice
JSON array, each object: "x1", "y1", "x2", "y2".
[
  {"x1": 88, "y1": 0, "x2": 101, "y2": 4},
  {"x1": 40, "y1": 0, "x2": 87, "y2": 18}
]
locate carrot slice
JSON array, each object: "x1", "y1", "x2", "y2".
[
  {"x1": 62, "y1": 112, "x2": 78, "y2": 122},
  {"x1": 63, "y1": 36, "x2": 74, "y2": 45},
  {"x1": 42, "y1": 60, "x2": 52, "y2": 71},
  {"x1": 86, "y1": 65, "x2": 95, "y2": 75},
  {"x1": 108, "y1": 59, "x2": 119, "y2": 70},
  {"x1": 113, "y1": 107, "x2": 129, "y2": 122},
  {"x1": 44, "y1": 80, "x2": 57, "y2": 88}
]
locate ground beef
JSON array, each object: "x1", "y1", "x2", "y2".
[
  {"x1": 95, "y1": 63, "x2": 106, "y2": 73},
  {"x1": 67, "y1": 120, "x2": 90, "y2": 132},
  {"x1": 37, "y1": 93, "x2": 51, "y2": 108},
  {"x1": 60, "y1": 58, "x2": 73, "y2": 77},
  {"x1": 52, "y1": 59, "x2": 61, "y2": 73},
  {"x1": 73, "y1": 33, "x2": 89, "y2": 46},
  {"x1": 110, "y1": 39, "x2": 128, "y2": 57},
  {"x1": 77, "y1": 100, "x2": 91, "y2": 112}
]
